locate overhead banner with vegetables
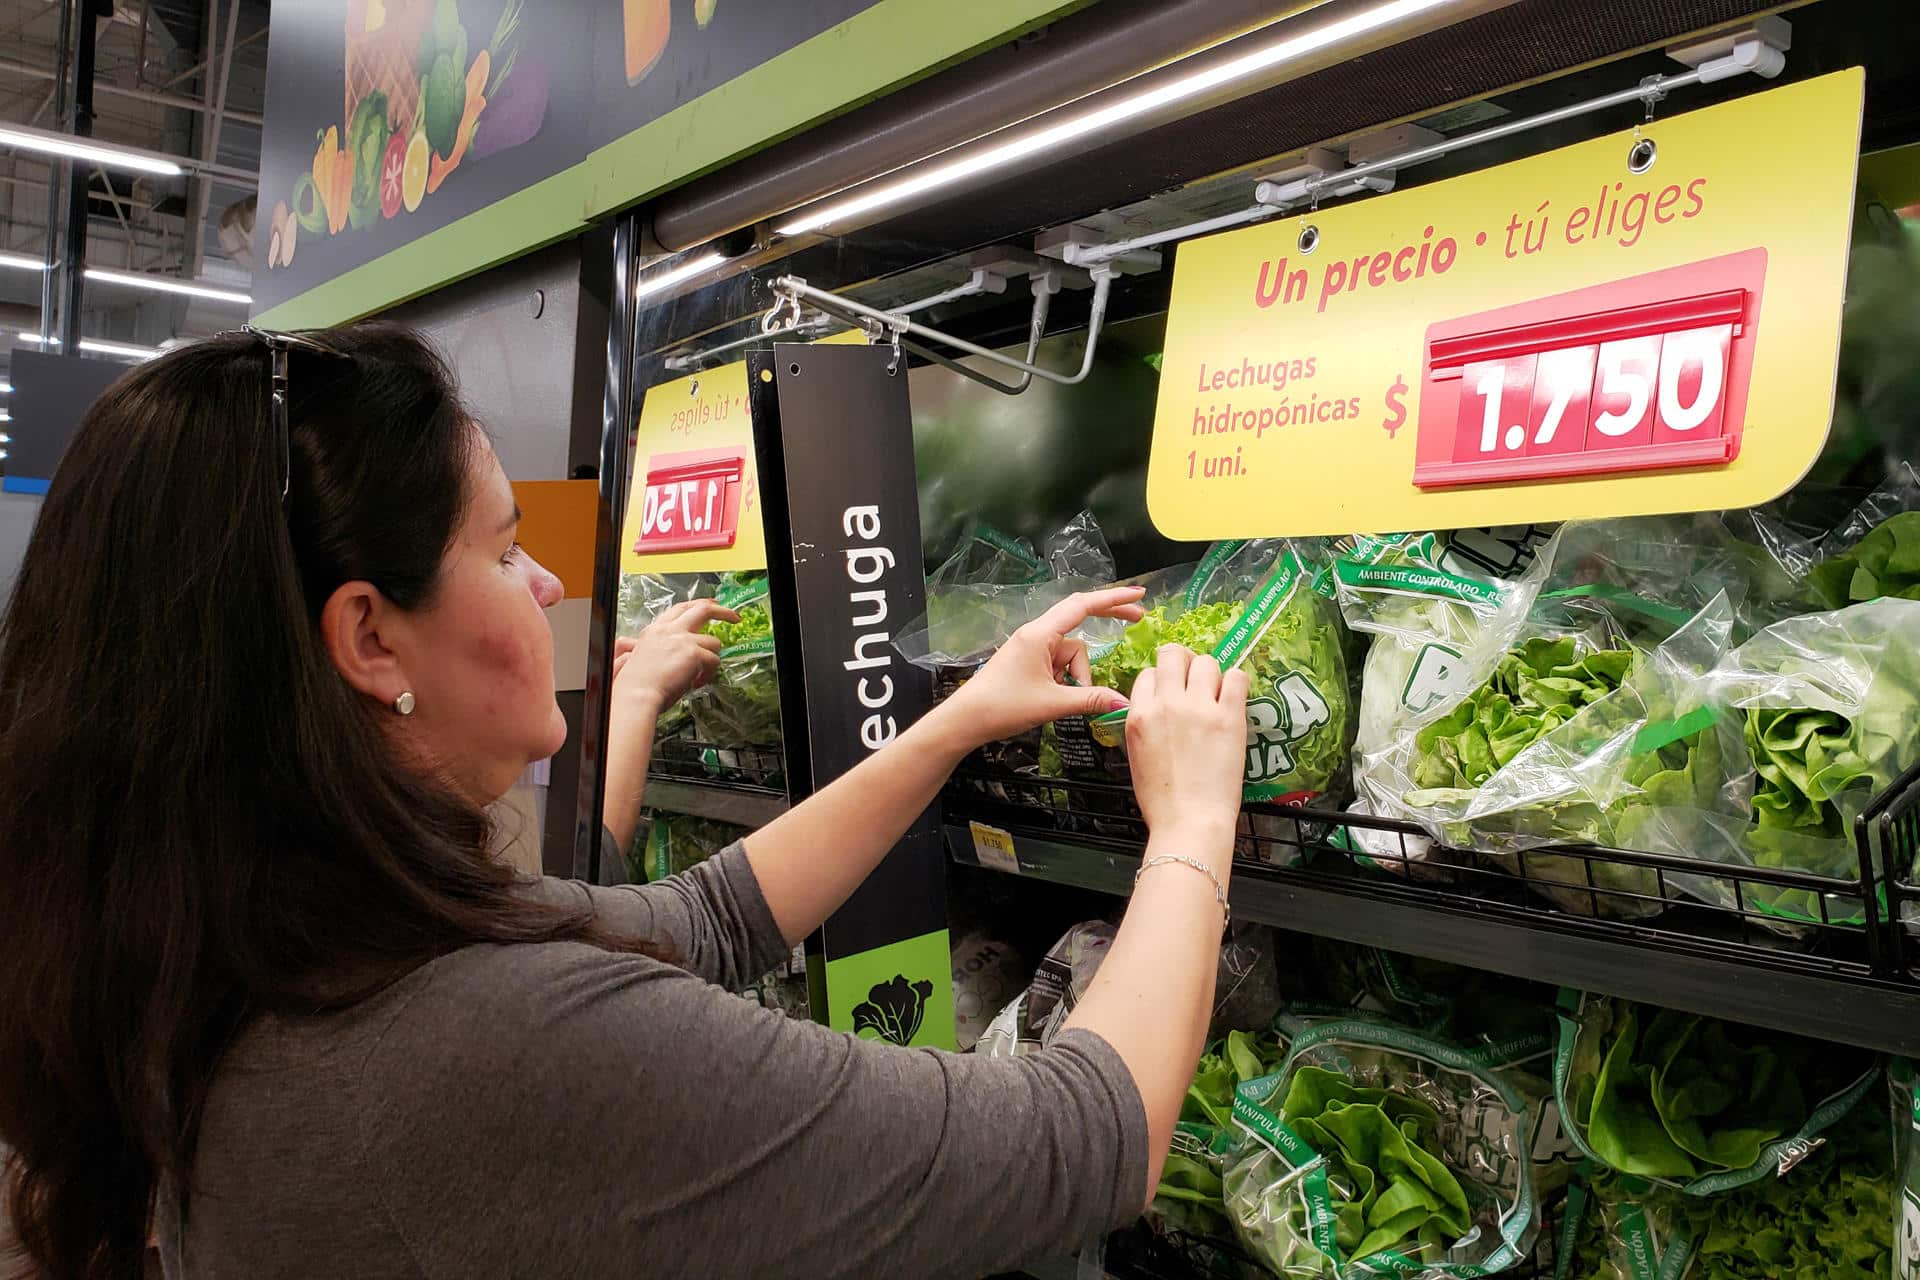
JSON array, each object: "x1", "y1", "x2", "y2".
[
  {"x1": 1147, "y1": 70, "x2": 1865, "y2": 540},
  {"x1": 252, "y1": 0, "x2": 1079, "y2": 327}
]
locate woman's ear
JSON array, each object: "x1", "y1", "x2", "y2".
[{"x1": 319, "y1": 581, "x2": 410, "y2": 706}]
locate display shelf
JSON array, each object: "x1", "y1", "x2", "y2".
[
  {"x1": 643, "y1": 735, "x2": 789, "y2": 826},
  {"x1": 946, "y1": 767, "x2": 1920, "y2": 1057},
  {"x1": 641, "y1": 776, "x2": 788, "y2": 826}
]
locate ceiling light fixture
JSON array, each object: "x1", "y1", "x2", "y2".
[
  {"x1": 0, "y1": 123, "x2": 184, "y2": 177},
  {"x1": 776, "y1": 0, "x2": 1465, "y2": 236},
  {"x1": 16, "y1": 332, "x2": 163, "y2": 360},
  {"x1": 0, "y1": 251, "x2": 45, "y2": 273},
  {"x1": 632, "y1": 250, "x2": 726, "y2": 301},
  {"x1": 85, "y1": 267, "x2": 250, "y2": 305}
]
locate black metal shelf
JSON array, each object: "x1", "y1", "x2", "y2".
[
  {"x1": 946, "y1": 765, "x2": 1920, "y2": 1057},
  {"x1": 643, "y1": 735, "x2": 790, "y2": 827},
  {"x1": 643, "y1": 776, "x2": 788, "y2": 826}
]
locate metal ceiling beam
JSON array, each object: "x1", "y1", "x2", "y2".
[
  {"x1": 0, "y1": 55, "x2": 263, "y2": 126},
  {"x1": 186, "y1": 0, "x2": 236, "y2": 278}
]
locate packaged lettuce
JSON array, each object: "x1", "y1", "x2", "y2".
[
  {"x1": 1553, "y1": 992, "x2": 1879, "y2": 1197},
  {"x1": 1402, "y1": 599, "x2": 1745, "y2": 917},
  {"x1": 1809, "y1": 510, "x2": 1920, "y2": 609},
  {"x1": 1339, "y1": 529, "x2": 1556, "y2": 877},
  {"x1": 1555, "y1": 1100, "x2": 1893, "y2": 1280},
  {"x1": 1085, "y1": 539, "x2": 1350, "y2": 806},
  {"x1": 687, "y1": 575, "x2": 785, "y2": 749},
  {"x1": 1225, "y1": 1019, "x2": 1538, "y2": 1278},
  {"x1": 1666, "y1": 597, "x2": 1920, "y2": 933}
]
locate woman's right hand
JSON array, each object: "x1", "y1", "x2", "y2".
[{"x1": 1124, "y1": 645, "x2": 1248, "y2": 855}]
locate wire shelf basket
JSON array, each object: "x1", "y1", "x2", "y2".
[{"x1": 948, "y1": 759, "x2": 1920, "y2": 984}]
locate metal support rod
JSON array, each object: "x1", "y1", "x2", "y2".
[
  {"x1": 58, "y1": 0, "x2": 99, "y2": 353},
  {"x1": 1067, "y1": 202, "x2": 1280, "y2": 267},
  {"x1": 897, "y1": 281, "x2": 1056, "y2": 396},
  {"x1": 188, "y1": 0, "x2": 238, "y2": 279},
  {"x1": 1066, "y1": 60, "x2": 1747, "y2": 279},
  {"x1": 662, "y1": 314, "x2": 837, "y2": 371},
  {"x1": 1257, "y1": 66, "x2": 1709, "y2": 209},
  {"x1": 773, "y1": 270, "x2": 1112, "y2": 389},
  {"x1": 39, "y1": 0, "x2": 71, "y2": 344},
  {"x1": 0, "y1": 56, "x2": 265, "y2": 126},
  {"x1": 893, "y1": 267, "x2": 1005, "y2": 316}
]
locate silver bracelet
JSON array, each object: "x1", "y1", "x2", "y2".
[{"x1": 1135, "y1": 854, "x2": 1231, "y2": 933}]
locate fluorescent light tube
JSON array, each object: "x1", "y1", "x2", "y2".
[
  {"x1": 85, "y1": 267, "x2": 250, "y2": 306},
  {"x1": 0, "y1": 252, "x2": 45, "y2": 273},
  {"x1": 777, "y1": 0, "x2": 1462, "y2": 236},
  {"x1": 632, "y1": 251, "x2": 726, "y2": 300},
  {"x1": 17, "y1": 332, "x2": 162, "y2": 360},
  {"x1": 0, "y1": 124, "x2": 184, "y2": 176}
]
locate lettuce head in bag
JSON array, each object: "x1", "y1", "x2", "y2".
[
  {"x1": 1086, "y1": 539, "x2": 1350, "y2": 805},
  {"x1": 1400, "y1": 597, "x2": 1746, "y2": 917},
  {"x1": 1224, "y1": 1019, "x2": 1538, "y2": 1278},
  {"x1": 1665, "y1": 595, "x2": 1920, "y2": 932}
]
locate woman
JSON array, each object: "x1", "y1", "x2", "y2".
[{"x1": 0, "y1": 325, "x2": 1248, "y2": 1280}]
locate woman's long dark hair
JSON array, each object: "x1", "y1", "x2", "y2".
[{"x1": 0, "y1": 326, "x2": 650, "y2": 1278}]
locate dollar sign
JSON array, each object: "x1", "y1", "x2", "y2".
[{"x1": 1382, "y1": 376, "x2": 1409, "y2": 437}]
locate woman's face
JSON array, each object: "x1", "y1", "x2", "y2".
[{"x1": 391, "y1": 433, "x2": 566, "y2": 802}]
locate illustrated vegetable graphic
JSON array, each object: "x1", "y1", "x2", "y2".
[
  {"x1": 378, "y1": 129, "x2": 407, "y2": 218},
  {"x1": 851, "y1": 975, "x2": 933, "y2": 1045},
  {"x1": 344, "y1": 91, "x2": 392, "y2": 230},
  {"x1": 310, "y1": 127, "x2": 351, "y2": 234},
  {"x1": 425, "y1": 49, "x2": 487, "y2": 194},
  {"x1": 401, "y1": 129, "x2": 429, "y2": 212},
  {"x1": 694, "y1": 0, "x2": 717, "y2": 27}
]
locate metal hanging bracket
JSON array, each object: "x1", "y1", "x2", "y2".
[
  {"x1": 1668, "y1": 16, "x2": 1790, "y2": 83},
  {"x1": 771, "y1": 258, "x2": 1117, "y2": 397}
]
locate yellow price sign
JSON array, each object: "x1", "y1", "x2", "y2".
[
  {"x1": 620, "y1": 331, "x2": 865, "y2": 576},
  {"x1": 1147, "y1": 70, "x2": 1865, "y2": 539}
]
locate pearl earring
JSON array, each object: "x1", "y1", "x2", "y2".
[{"x1": 392, "y1": 691, "x2": 416, "y2": 716}]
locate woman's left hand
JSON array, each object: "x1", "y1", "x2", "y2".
[{"x1": 930, "y1": 587, "x2": 1146, "y2": 754}]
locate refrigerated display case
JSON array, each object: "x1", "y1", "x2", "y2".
[{"x1": 578, "y1": 1, "x2": 1920, "y2": 1274}]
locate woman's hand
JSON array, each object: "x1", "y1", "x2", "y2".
[
  {"x1": 1125, "y1": 645, "x2": 1249, "y2": 853},
  {"x1": 929, "y1": 587, "x2": 1146, "y2": 756},
  {"x1": 611, "y1": 599, "x2": 737, "y2": 725}
]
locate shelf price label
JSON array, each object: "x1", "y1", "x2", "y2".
[
  {"x1": 1416, "y1": 269, "x2": 1757, "y2": 490},
  {"x1": 631, "y1": 447, "x2": 747, "y2": 554}
]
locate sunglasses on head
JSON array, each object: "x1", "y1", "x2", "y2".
[{"x1": 234, "y1": 325, "x2": 349, "y2": 504}]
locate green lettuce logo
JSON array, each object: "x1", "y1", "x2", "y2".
[{"x1": 852, "y1": 975, "x2": 933, "y2": 1045}]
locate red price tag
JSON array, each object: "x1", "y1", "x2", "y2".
[
  {"x1": 1414, "y1": 251, "x2": 1763, "y2": 490},
  {"x1": 632, "y1": 447, "x2": 746, "y2": 554}
]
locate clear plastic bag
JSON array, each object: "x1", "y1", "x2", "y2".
[
  {"x1": 1553, "y1": 991, "x2": 1880, "y2": 1198},
  {"x1": 685, "y1": 575, "x2": 785, "y2": 749},
  {"x1": 974, "y1": 921, "x2": 1114, "y2": 1059},
  {"x1": 1082, "y1": 540, "x2": 1352, "y2": 813},
  {"x1": 1663, "y1": 596, "x2": 1920, "y2": 933},
  {"x1": 1392, "y1": 597, "x2": 1747, "y2": 918},
  {"x1": 1339, "y1": 529, "x2": 1559, "y2": 880},
  {"x1": 1225, "y1": 1019, "x2": 1539, "y2": 1278}
]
